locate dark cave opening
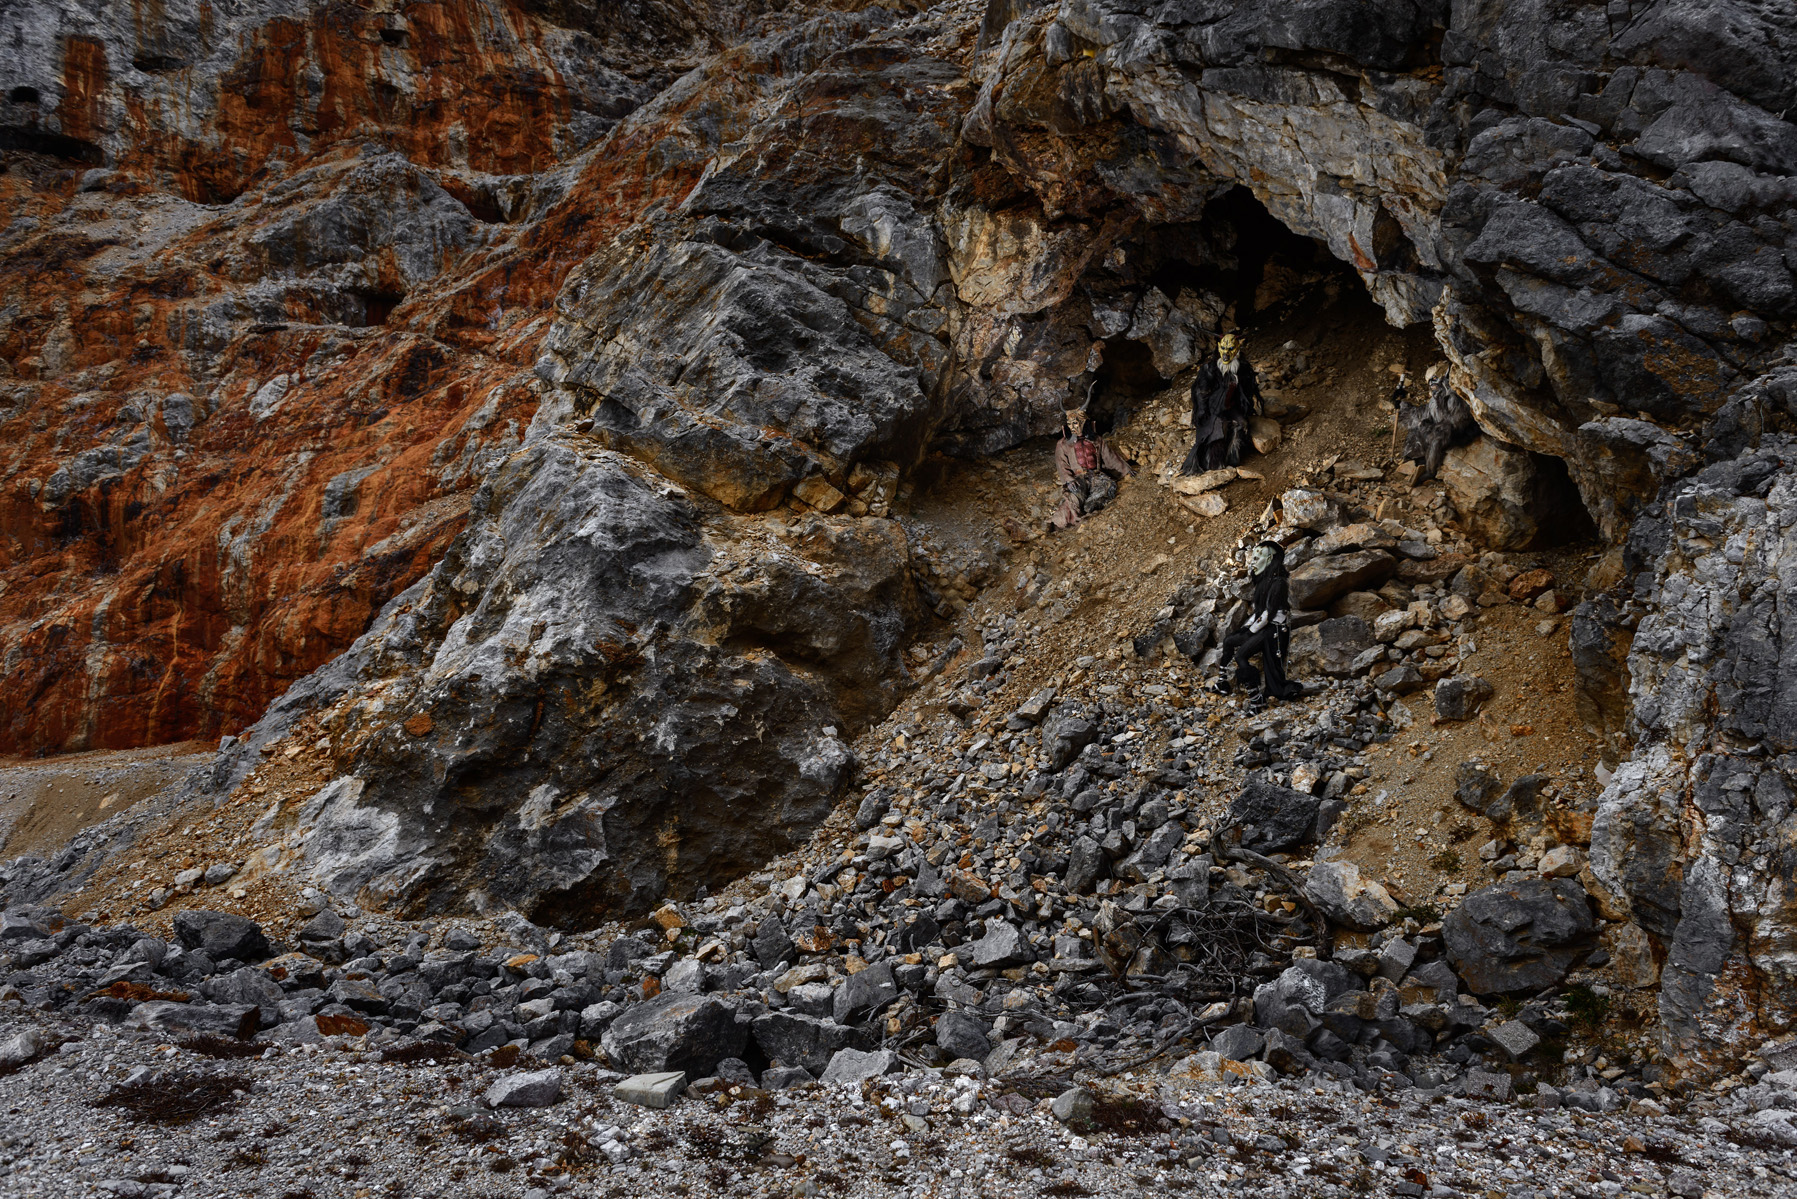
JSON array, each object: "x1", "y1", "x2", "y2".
[
  {"x1": 0, "y1": 125, "x2": 102, "y2": 164},
  {"x1": 441, "y1": 177, "x2": 508, "y2": 224},
  {"x1": 1078, "y1": 185, "x2": 1367, "y2": 431},
  {"x1": 1202, "y1": 185, "x2": 1358, "y2": 326},
  {"x1": 358, "y1": 290, "x2": 405, "y2": 327},
  {"x1": 1087, "y1": 337, "x2": 1163, "y2": 434},
  {"x1": 1526, "y1": 450, "x2": 1600, "y2": 548},
  {"x1": 7, "y1": 87, "x2": 40, "y2": 104}
]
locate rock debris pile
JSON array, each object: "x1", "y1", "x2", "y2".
[{"x1": 1, "y1": 495, "x2": 1787, "y2": 1193}]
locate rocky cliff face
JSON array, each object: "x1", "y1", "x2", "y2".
[
  {"x1": 0, "y1": 0, "x2": 779, "y2": 752},
  {"x1": 5, "y1": 0, "x2": 1797, "y2": 1069}
]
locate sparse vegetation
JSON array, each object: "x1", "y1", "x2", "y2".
[
  {"x1": 93, "y1": 1071, "x2": 250, "y2": 1122},
  {"x1": 1564, "y1": 985, "x2": 1611, "y2": 1030}
]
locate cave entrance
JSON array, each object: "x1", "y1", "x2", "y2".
[
  {"x1": 1198, "y1": 185, "x2": 1357, "y2": 327},
  {"x1": 357, "y1": 290, "x2": 405, "y2": 327},
  {"x1": 1077, "y1": 185, "x2": 1372, "y2": 432},
  {"x1": 1087, "y1": 337, "x2": 1162, "y2": 434},
  {"x1": 1527, "y1": 451, "x2": 1600, "y2": 548}
]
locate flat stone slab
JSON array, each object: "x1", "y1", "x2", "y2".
[
  {"x1": 485, "y1": 1067, "x2": 562, "y2": 1108},
  {"x1": 1488, "y1": 1019, "x2": 1541, "y2": 1059},
  {"x1": 614, "y1": 1071, "x2": 686, "y2": 1109}
]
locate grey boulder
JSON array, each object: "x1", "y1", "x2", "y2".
[
  {"x1": 297, "y1": 909, "x2": 345, "y2": 944},
  {"x1": 832, "y1": 961, "x2": 899, "y2": 1025},
  {"x1": 1045, "y1": 716, "x2": 1097, "y2": 771},
  {"x1": 1442, "y1": 878, "x2": 1595, "y2": 995},
  {"x1": 752, "y1": 919, "x2": 796, "y2": 970},
  {"x1": 204, "y1": 966, "x2": 284, "y2": 1009},
  {"x1": 1433, "y1": 675, "x2": 1494, "y2": 722},
  {"x1": 934, "y1": 1010, "x2": 992, "y2": 1061},
  {"x1": 819, "y1": 1047, "x2": 899, "y2": 1086},
  {"x1": 485, "y1": 1068, "x2": 562, "y2": 1108},
  {"x1": 172, "y1": 910, "x2": 270, "y2": 962},
  {"x1": 964, "y1": 922, "x2": 1033, "y2": 970},
  {"x1": 1208, "y1": 1023, "x2": 1264, "y2": 1062},
  {"x1": 751, "y1": 1011, "x2": 869, "y2": 1074},
  {"x1": 1291, "y1": 616, "x2": 1374, "y2": 678},
  {"x1": 600, "y1": 994, "x2": 746, "y2": 1078},
  {"x1": 1302, "y1": 859, "x2": 1400, "y2": 931},
  {"x1": 1225, "y1": 779, "x2": 1321, "y2": 853},
  {"x1": 1287, "y1": 551, "x2": 1397, "y2": 611},
  {"x1": 0, "y1": 1028, "x2": 49, "y2": 1070},
  {"x1": 1373, "y1": 664, "x2": 1425, "y2": 695}
]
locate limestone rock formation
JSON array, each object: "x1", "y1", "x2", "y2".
[
  {"x1": 0, "y1": 0, "x2": 776, "y2": 753},
  {"x1": 1589, "y1": 447, "x2": 1797, "y2": 1072},
  {"x1": 4, "y1": 0, "x2": 1797, "y2": 1075}
]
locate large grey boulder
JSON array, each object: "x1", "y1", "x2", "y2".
[
  {"x1": 1208, "y1": 1024, "x2": 1264, "y2": 1062},
  {"x1": 1064, "y1": 836, "x2": 1105, "y2": 894},
  {"x1": 1254, "y1": 960, "x2": 1359, "y2": 1023},
  {"x1": 964, "y1": 921, "x2": 1033, "y2": 970},
  {"x1": 1302, "y1": 859, "x2": 1399, "y2": 931},
  {"x1": 1289, "y1": 615, "x2": 1375, "y2": 677},
  {"x1": 1045, "y1": 716, "x2": 1097, "y2": 771},
  {"x1": 204, "y1": 966, "x2": 284, "y2": 1009},
  {"x1": 600, "y1": 994, "x2": 746, "y2": 1078},
  {"x1": 934, "y1": 1010, "x2": 993, "y2": 1061},
  {"x1": 172, "y1": 911, "x2": 270, "y2": 962},
  {"x1": 832, "y1": 961, "x2": 899, "y2": 1026},
  {"x1": 750, "y1": 1012, "x2": 869, "y2": 1074},
  {"x1": 485, "y1": 1068, "x2": 562, "y2": 1108},
  {"x1": 1288, "y1": 552, "x2": 1397, "y2": 611},
  {"x1": 819, "y1": 1047, "x2": 900, "y2": 1086},
  {"x1": 214, "y1": 444, "x2": 901, "y2": 926},
  {"x1": 0, "y1": 1029, "x2": 49, "y2": 1071},
  {"x1": 1443, "y1": 879, "x2": 1596, "y2": 995},
  {"x1": 1225, "y1": 779, "x2": 1321, "y2": 853},
  {"x1": 1434, "y1": 675, "x2": 1494, "y2": 722},
  {"x1": 1116, "y1": 823, "x2": 1185, "y2": 882}
]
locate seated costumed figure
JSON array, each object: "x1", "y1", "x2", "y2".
[
  {"x1": 1210, "y1": 541, "x2": 1304, "y2": 705},
  {"x1": 1050, "y1": 393, "x2": 1135, "y2": 530}
]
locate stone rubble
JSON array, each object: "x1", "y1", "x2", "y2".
[{"x1": 0, "y1": 488, "x2": 1776, "y2": 1192}]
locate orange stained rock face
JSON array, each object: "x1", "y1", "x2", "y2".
[
  {"x1": 0, "y1": 2, "x2": 738, "y2": 755},
  {"x1": 106, "y1": 2, "x2": 582, "y2": 204}
]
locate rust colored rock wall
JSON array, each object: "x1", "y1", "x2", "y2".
[{"x1": 0, "y1": 0, "x2": 775, "y2": 754}]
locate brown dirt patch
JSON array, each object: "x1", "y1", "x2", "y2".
[{"x1": 0, "y1": 740, "x2": 213, "y2": 859}]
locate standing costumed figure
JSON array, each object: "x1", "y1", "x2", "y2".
[
  {"x1": 1180, "y1": 332, "x2": 1262, "y2": 474},
  {"x1": 1050, "y1": 397, "x2": 1135, "y2": 530},
  {"x1": 1209, "y1": 541, "x2": 1304, "y2": 705}
]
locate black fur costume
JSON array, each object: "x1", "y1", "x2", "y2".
[
  {"x1": 1180, "y1": 355, "x2": 1262, "y2": 474},
  {"x1": 1397, "y1": 370, "x2": 1477, "y2": 480}
]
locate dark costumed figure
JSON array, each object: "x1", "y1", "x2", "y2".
[
  {"x1": 1180, "y1": 332, "x2": 1262, "y2": 474},
  {"x1": 1396, "y1": 363, "x2": 1477, "y2": 480},
  {"x1": 1210, "y1": 541, "x2": 1303, "y2": 704},
  {"x1": 1050, "y1": 399, "x2": 1134, "y2": 530}
]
